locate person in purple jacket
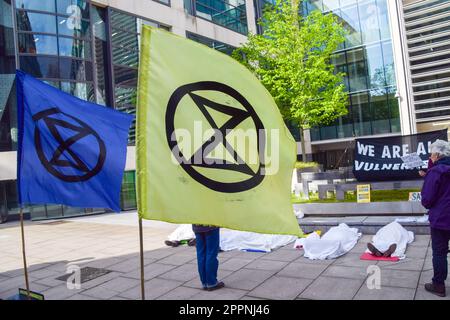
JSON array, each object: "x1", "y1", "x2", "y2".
[
  {"x1": 421, "y1": 139, "x2": 450, "y2": 297},
  {"x1": 192, "y1": 224, "x2": 224, "y2": 291}
]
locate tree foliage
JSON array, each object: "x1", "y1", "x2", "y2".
[{"x1": 233, "y1": 0, "x2": 348, "y2": 159}]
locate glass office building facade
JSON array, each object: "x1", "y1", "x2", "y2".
[
  {"x1": 0, "y1": 0, "x2": 244, "y2": 220},
  {"x1": 300, "y1": 0, "x2": 401, "y2": 142}
]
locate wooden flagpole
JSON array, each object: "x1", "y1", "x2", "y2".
[
  {"x1": 19, "y1": 208, "x2": 31, "y2": 299},
  {"x1": 138, "y1": 217, "x2": 145, "y2": 300}
]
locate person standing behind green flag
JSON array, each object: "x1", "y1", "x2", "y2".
[{"x1": 136, "y1": 27, "x2": 302, "y2": 236}]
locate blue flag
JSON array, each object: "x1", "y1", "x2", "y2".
[{"x1": 16, "y1": 70, "x2": 134, "y2": 212}]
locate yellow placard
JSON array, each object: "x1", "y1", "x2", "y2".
[{"x1": 357, "y1": 184, "x2": 371, "y2": 203}]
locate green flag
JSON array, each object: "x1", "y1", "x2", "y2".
[{"x1": 136, "y1": 26, "x2": 302, "y2": 236}]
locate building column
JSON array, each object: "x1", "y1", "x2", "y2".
[{"x1": 386, "y1": 0, "x2": 416, "y2": 135}]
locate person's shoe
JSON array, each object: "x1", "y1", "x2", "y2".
[
  {"x1": 206, "y1": 282, "x2": 225, "y2": 291},
  {"x1": 188, "y1": 238, "x2": 196, "y2": 247},
  {"x1": 425, "y1": 283, "x2": 446, "y2": 297},
  {"x1": 383, "y1": 244, "x2": 397, "y2": 257},
  {"x1": 367, "y1": 243, "x2": 383, "y2": 257},
  {"x1": 164, "y1": 240, "x2": 180, "y2": 247}
]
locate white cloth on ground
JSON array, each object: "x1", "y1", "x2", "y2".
[
  {"x1": 293, "y1": 232, "x2": 320, "y2": 249},
  {"x1": 219, "y1": 229, "x2": 297, "y2": 252},
  {"x1": 367, "y1": 221, "x2": 414, "y2": 259},
  {"x1": 302, "y1": 223, "x2": 361, "y2": 260},
  {"x1": 167, "y1": 224, "x2": 195, "y2": 242}
]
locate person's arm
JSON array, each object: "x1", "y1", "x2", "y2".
[{"x1": 421, "y1": 169, "x2": 441, "y2": 209}]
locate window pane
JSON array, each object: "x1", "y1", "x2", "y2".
[
  {"x1": 92, "y1": 5, "x2": 109, "y2": 106},
  {"x1": 111, "y1": 29, "x2": 139, "y2": 50},
  {"x1": 351, "y1": 92, "x2": 372, "y2": 136},
  {"x1": 59, "y1": 57, "x2": 93, "y2": 81},
  {"x1": 377, "y1": 0, "x2": 391, "y2": 40},
  {"x1": 358, "y1": 0, "x2": 381, "y2": 44},
  {"x1": 18, "y1": 33, "x2": 57, "y2": 55},
  {"x1": 332, "y1": 52, "x2": 349, "y2": 90},
  {"x1": 111, "y1": 10, "x2": 137, "y2": 31},
  {"x1": 382, "y1": 41, "x2": 396, "y2": 87},
  {"x1": 388, "y1": 88, "x2": 401, "y2": 133},
  {"x1": 322, "y1": 0, "x2": 339, "y2": 12},
  {"x1": 340, "y1": 4, "x2": 362, "y2": 48},
  {"x1": 114, "y1": 65, "x2": 137, "y2": 87},
  {"x1": 60, "y1": 81, "x2": 94, "y2": 101},
  {"x1": 320, "y1": 123, "x2": 338, "y2": 140},
  {"x1": 19, "y1": 55, "x2": 59, "y2": 78},
  {"x1": 58, "y1": 16, "x2": 90, "y2": 38},
  {"x1": 112, "y1": 46, "x2": 138, "y2": 67},
  {"x1": 17, "y1": 11, "x2": 56, "y2": 34},
  {"x1": 366, "y1": 43, "x2": 385, "y2": 88},
  {"x1": 347, "y1": 48, "x2": 367, "y2": 92},
  {"x1": 57, "y1": 0, "x2": 89, "y2": 20},
  {"x1": 370, "y1": 90, "x2": 390, "y2": 134},
  {"x1": 58, "y1": 36, "x2": 91, "y2": 59},
  {"x1": 16, "y1": 0, "x2": 55, "y2": 12}
]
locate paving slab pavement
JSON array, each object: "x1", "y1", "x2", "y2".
[{"x1": 0, "y1": 211, "x2": 447, "y2": 300}]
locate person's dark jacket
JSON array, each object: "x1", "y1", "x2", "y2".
[
  {"x1": 421, "y1": 157, "x2": 450, "y2": 230},
  {"x1": 192, "y1": 224, "x2": 219, "y2": 233}
]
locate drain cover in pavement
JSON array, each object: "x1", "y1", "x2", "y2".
[{"x1": 56, "y1": 267, "x2": 111, "y2": 283}]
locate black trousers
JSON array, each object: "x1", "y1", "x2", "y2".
[{"x1": 431, "y1": 227, "x2": 450, "y2": 285}]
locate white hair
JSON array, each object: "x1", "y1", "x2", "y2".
[{"x1": 430, "y1": 139, "x2": 450, "y2": 157}]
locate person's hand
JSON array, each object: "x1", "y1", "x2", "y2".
[{"x1": 419, "y1": 170, "x2": 426, "y2": 177}]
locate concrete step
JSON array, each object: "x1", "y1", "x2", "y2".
[{"x1": 298, "y1": 215, "x2": 430, "y2": 235}]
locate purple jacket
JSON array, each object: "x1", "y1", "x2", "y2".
[{"x1": 421, "y1": 157, "x2": 450, "y2": 230}]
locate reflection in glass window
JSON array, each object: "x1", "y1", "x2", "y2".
[
  {"x1": 370, "y1": 89, "x2": 390, "y2": 134},
  {"x1": 57, "y1": 0, "x2": 90, "y2": 20},
  {"x1": 351, "y1": 92, "x2": 372, "y2": 136},
  {"x1": 340, "y1": 4, "x2": 361, "y2": 48},
  {"x1": 347, "y1": 48, "x2": 367, "y2": 92},
  {"x1": 58, "y1": 37, "x2": 91, "y2": 59},
  {"x1": 16, "y1": 0, "x2": 55, "y2": 12},
  {"x1": 19, "y1": 56, "x2": 59, "y2": 78},
  {"x1": 365, "y1": 43, "x2": 385, "y2": 89},
  {"x1": 18, "y1": 33, "x2": 58, "y2": 55},
  {"x1": 358, "y1": 0, "x2": 381, "y2": 44},
  {"x1": 57, "y1": 16, "x2": 90, "y2": 39},
  {"x1": 59, "y1": 58, "x2": 92, "y2": 81},
  {"x1": 186, "y1": 32, "x2": 235, "y2": 55},
  {"x1": 60, "y1": 81, "x2": 94, "y2": 101},
  {"x1": 17, "y1": 11, "x2": 56, "y2": 34},
  {"x1": 322, "y1": 0, "x2": 339, "y2": 12},
  {"x1": 188, "y1": 0, "x2": 248, "y2": 34}
]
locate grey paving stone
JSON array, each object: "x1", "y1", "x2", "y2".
[
  {"x1": 299, "y1": 277, "x2": 363, "y2": 300},
  {"x1": 322, "y1": 265, "x2": 369, "y2": 280},
  {"x1": 79, "y1": 271, "x2": 123, "y2": 290},
  {"x1": 419, "y1": 270, "x2": 450, "y2": 287},
  {"x1": 41, "y1": 285, "x2": 81, "y2": 300},
  {"x1": 248, "y1": 276, "x2": 312, "y2": 300},
  {"x1": 222, "y1": 269, "x2": 275, "y2": 291},
  {"x1": 156, "y1": 286, "x2": 201, "y2": 300},
  {"x1": 96, "y1": 276, "x2": 141, "y2": 293},
  {"x1": 183, "y1": 270, "x2": 233, "y2": 289},
  {"x1": 233, "y1": 251, "x2": 269, "y2": 260},
  {"x1": 122, "y1": 263, "x2": 177, "y2": 280},
  {"x1": 260, "y1": 249, "x2": 302, "y2": 262},
  {"x1": 143, "y1": 248, "x2": 177, "y2": 260},
  {"x1": 158, "y1": 264, "x2": 199, "y2": 282},
  {"x1": 409, "y1": 235, "x2": 430, "y2": 247},
  {"x1": 404, "y1": 246, "x2": 428, "y2": 259},
  {"x1": 415, "y1": 286, "x2": 450, "y2": 300},
  {"x1": 240, "y1": 296, "x2": 265, "y2": 300},
  {"x1": 354, "y1": 286, "x2": 416, "y2": 300},
  {"x1": 189, "y1": 287, "x2": 248, "y2": 300},
  {"x1": 333, "y1": 253, "x2": 379, "y2": 267},
  {"x1": 277, "y1": 262, "x2": 329, "y2": 280},
  {"x1": 82, "y1": 285, "x2": 118, "y2": 299},
  {"x1": 157, "y1": 253, "x2": 196, "y2": 266},
  {"x1": 219, "y1": 258, "x2": 253, "y2": 271},
  {"x1": 119, "y1": 278, "x2": 183, "y2": 300},
  {"x1": 66, "y1": 294, "x2": 98, "y2": 300},
  {"x1": 379, "y1": 269, "x2": 421, "y2": 289},
  {"x1": 378, "y1": 258, "x2": 425, "y2": 271},
  {"x1": 294, "y1": 256, "x2": 335, "y2": 265},
  {"x1": 244, "y1": 259, "x2": 289, "y2": 271}
]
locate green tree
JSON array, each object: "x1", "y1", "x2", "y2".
[{"x1": 233, "y1": 0, "x2": 348, "y2": 161}]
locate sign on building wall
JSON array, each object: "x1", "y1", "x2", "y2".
[{"x1": 353, "y1": 129, "x2": 448, "y2": 181}]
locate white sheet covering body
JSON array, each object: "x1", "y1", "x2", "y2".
[
  {"x1": 167, "y1": 224, "x2": 195, "y2": 241},
  {"x1": 368, "y1": 221, "x2": 414, "y2": 259},
  {"x1": 219, "y1": 229, "x2": 297, "y2": 252},
  {"x1": 303, "y1": 224, "x2": 361, "y2": 260}
]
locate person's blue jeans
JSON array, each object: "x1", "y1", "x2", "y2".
[
  {"x1": 194, "y1": 229, "x2": 220, "y2": 288},
  {"x1": 431, "y1": 227, "x2": 450, "y2": 285}
]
